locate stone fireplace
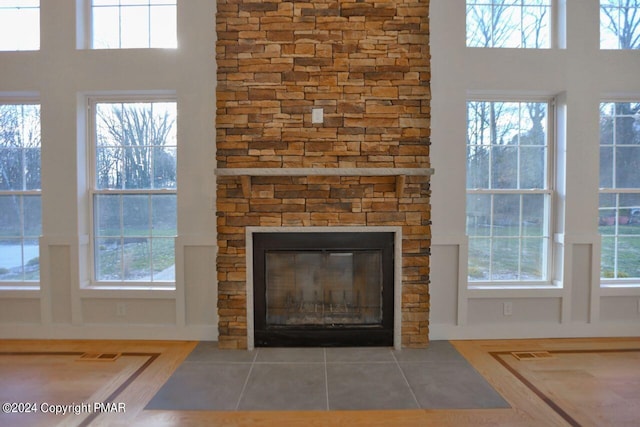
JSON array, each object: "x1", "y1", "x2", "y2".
[{"x1": 216, "y1": 0, "x2": 431, "y2": 349}]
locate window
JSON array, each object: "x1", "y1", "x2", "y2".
[
  {"x1": 466, "y1": 100, "x2": 552, "y2": 283},
  {"x1": 466, "y1": 0, "x2": 552, "y2": 48},
  {"x1": 91, "y1": 99, "x2": 177, "y2": 285},
  {"x1": 0, "y1": 1, "x2": 39, "y2": 51},
  {"x1": 0, "y1": 103, "x2": 41, "y2": 282},
  {"x1": 600, "y1": 0, "x2": 640, "y2": 49},
  {"x1": 599, "y1": 102, "x2": 640, "y2": 282},
  {"x1": 91, "y1": 0, "x2": 177, "y2": 49}
]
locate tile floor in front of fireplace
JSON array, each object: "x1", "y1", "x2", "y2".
[{"x1": 145, "y1": 341, "x2": 510, "y2": 411}]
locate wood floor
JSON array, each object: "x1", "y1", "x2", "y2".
[{"x1": 0, "y1": 337, "x2": 638, "y2": 426}]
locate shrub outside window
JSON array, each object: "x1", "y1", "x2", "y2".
[
  {"x1": 91, "y1": 100, "x2": 177, "y2": 285},
  {"x1": 0, "y1": 103, "x2": 41, "y2": 282},
  {"x1": 91, "y1": 0, "x2": 177, "y2": 49},
  {"x1": 599, "y1": 102, "x2": 640, "y2": 282},
  {"x1": 0, "y1": 1, "x2": 39, "y2": 51},
  {"x1": 466, "y1": 0, "x2": 552, "y2": 48},
  {"x1": 466, "y1": 100, "x2": 552, "y2": 284}
]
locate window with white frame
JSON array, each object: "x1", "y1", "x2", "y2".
[
  {"x1": 91, "y1": 99, "x2": 177, "y2": 285},
  {"x1": 599, "y1": 101, "x2": 640, "y2": 282},
  {"x1": 600, "y1": 0, "x2": 640, "y2": 49},
  {"x1": 0, "y1": 1, "x2": 39, "y2": 51},
  {"x1": 91, "y1": 0, "x2": 177, "y2": 49},
  {"x1": 466, "y1": 0, "x2": 552, "y2": 48},
  {"x1": 466, "y1": 100, "x2": 552, "y2": 284},
  {"x1": 0, "y1": 102, "x2": 41, "y2": 283}
]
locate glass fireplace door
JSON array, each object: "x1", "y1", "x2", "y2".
[
  {"x1": 253, "y1": 232, "x2": 394, "y2": 347},
  {"x1": 265, "y1": 251, "x2": 383, "y2": 327}
]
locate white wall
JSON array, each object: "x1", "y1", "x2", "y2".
[
  {"x1": 430, "y1": 0, "x2": 640, "y2": 339},
  {"x1": 0, "y1": 0, "x2": 218, "y2": 340},
  {"x1": 1, "y1": 0, "x2": 638, "y2": 342}
]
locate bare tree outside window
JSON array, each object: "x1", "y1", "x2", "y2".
[
  {"x1": 0, "y1": 104, "x2": 41, "y2": 282},
  {"x1": 95, "y1": 102, "x2": 177, "y2": 190},
  {"x1": 91, "y1": 0, "x2": 177, "y2": 49},
  {"x1": 466, "y1": 101, "x2": 551, "y2": 282},
  {"x1": 467, "y1": 0, "x2": 551, "y2": 48},
  {"x1": 599, "y1": 102, "x2": 640, "y2": 280},
  {"x1": 93, "y1": 101, "x2": 177, "y2": 284},
  {"x1": 600, "y1": 0, "x2": 640, "y2": 49}
]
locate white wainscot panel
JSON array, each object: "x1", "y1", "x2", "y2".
[
  {"x1": 82, "y1": 299, "x2": 176, "y2": 325},
  {"x1": 0, "y1": 299, "x2": 41, "y2": 323},
  {"x1": 600, "y1": 297, "x2": 640, "y2": 322},
  {"x1": 468, "y1": 298, "x2": 562, "y2": 324},
  {"x1": 184, "y1": 245, "x2": 217, "y2": 326}
]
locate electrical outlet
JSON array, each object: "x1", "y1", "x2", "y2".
[
  {"x1": 503, "y1": 302, "x2": 513, "y2": 316},
  {"x1": 116, "y1": 303, "x2": 127, "y2": 317},
  {"x1": 311, "y1": 107, "x2": 323, "y2": 124}
]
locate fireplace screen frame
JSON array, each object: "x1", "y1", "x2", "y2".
[{"x1": 252, "y1": 232, "x2": 395, "y2": 347}]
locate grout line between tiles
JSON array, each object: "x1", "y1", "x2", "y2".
[
  {"x1": 253, "y1": 361, "x2": 325, "y2": 364},
  {"x1": 392, "y1": 350, "x2": 421, "y2": 409},
  {"x1": 323, "y1": 348, "x2": 330, "y2": 411},
  {"x1": 234, "y1": 348, "x2": 259, "y2": 411},
  {"x1": 325, "y1": 360, "x2": 395, "y2": 364}
]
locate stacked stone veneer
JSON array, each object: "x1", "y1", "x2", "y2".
[{"x1": 216, "y1": 0, "x2": 431, "y2": 349}]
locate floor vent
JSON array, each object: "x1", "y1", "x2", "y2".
[
  {"x1": 77, "y1": 353, "x2": 121, "y2": 362},
  {"x1": 511, "y1": 351, "x2": 554, "y2": 361}
]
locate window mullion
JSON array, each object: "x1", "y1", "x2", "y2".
[
  {"x1": 118, "y1": 4, "x2": 123, "y2": 49},
  {"x1": 614, "y1": 193, "x2": 620, "y2": 278},
  {"x1": 612, "y1": 113, "x2": 617, "y2": 190},
  {"x1": 148, "y1": 194, "x2": 153, "y2": 281},
  {"x1": 0, "y1": 190, "x2": 41, "y2": 196},
  {"x1": 119, "y1": 193, "x2": 125, "y2": 281},
  {"x1": 489, "y1": 194, "x2": 494, "y2": 280},
  {"x1": 520, "y1": 3, "x2": 525, "y2": 48},
  {"x1": 518, "y1": 194, "x2": 523, "y2": 279},
  {"x1": 93, "y1": 188, "x2": 175, "y2": 195},
  {"x1": 19, "y1": 194, "x2": 25, "y2": 280},
  {"x1": 468, "y1": 189, "x2": 549, "y2": 195}
]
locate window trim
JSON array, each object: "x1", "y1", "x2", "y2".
[
  {"x1": 86, "y1": 0, "x2": 177, "y2": 50},
  {"x1": 598, "y1": 99, "x2": 640, "y2": 286},
  {"x1": 87, "y1": 95, "x2": 177, "y2": 288},
  {"x1": 0, "y1": 1, "x2": 40, "y2": 52},
  {"x1": 599, "y1": 0, "x2": 640, "y2": 50},
  {"x1": 0, "y1": 99, "x2": 42, "y2": 286},
  {"x1": 465, "y1": 0, "x2": 556, "y2": 49},
  {"x1": 466, "y1": 97, "x2": 556, "y2": 288}
]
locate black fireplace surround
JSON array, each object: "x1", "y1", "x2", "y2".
[{"x1": 253, "y1": 232, "x2": 394, "y2": 347}]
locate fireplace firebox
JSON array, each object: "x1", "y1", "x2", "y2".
[{"x1": 253, "y1": 232, "x2": 394, "y2": 347}]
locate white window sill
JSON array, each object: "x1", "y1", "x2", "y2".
[
  {"x1": 79, "y1": 284, "x2": 176, "y2": 299},
  {"x1": 467, "y1": 282, "x2": 563, "y2": 298},
  {"x1": 0, "y1": 285, "x2": 41, "y2": 298}
]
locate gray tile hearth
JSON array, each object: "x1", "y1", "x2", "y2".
[
  {"x1": 327, "y1": 362, "x2": 419, "y2": 410},
  {"x1": 238, "y1": 363, "x2": 327, "y2": 410},
  {"x1": 145, "y1": 341, "x2": 510, "y2": 412},
  {"x1": 145, "y1": 362, "x2": 252, "y2": 411}
]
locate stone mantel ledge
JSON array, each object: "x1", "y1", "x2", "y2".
[{"x1": 215, "y1": 168, "x2": 434, "y2": 176}]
